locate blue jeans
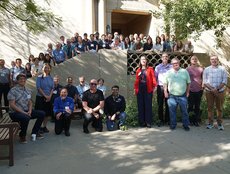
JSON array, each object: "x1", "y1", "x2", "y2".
[
  {"x1": 167, "y1": 94, "x2": 190, "y2": 128},
  {"x1": 106, "y1": 112, "x2": 127, "y2": 131},
  {"x1": 9, "y1": 109, "x2": 45, "y2": 137}
]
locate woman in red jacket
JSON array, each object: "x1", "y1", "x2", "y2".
[{"x1": 134, "y1": 56, "x2": 157, "y2": 127}]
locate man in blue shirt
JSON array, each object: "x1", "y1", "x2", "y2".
[
  {"x1": 155, "y1": 53, "x2": 172, "y2": 126},
  {"x1": 52, "y1": 42, "x2": 67, "y2": 64},
  {"x1": 53, "y1": 88, "x2": 74, "y2": 136}
]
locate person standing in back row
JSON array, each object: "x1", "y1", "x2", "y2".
[
  {"x1": 203, "y1": 55, "x2": 227, "y2": 130},
  {"x1": 155, "y1": 53, "x2": 172, "y2": 126},
  {"x1": 134, "y1": 56, "x2": 157, "y2": 128},
  {"x1": 186, "y1": 55, "x2": 203, "y2": 126},
  {"x1": 35, "y1": 63, "x2": 54, "y2": 133},
  {"x1": 164, "y1": 58, "x2": 191, "y2": 131},
  {"x1": 0, "y1": 59, "x2": 10, "y2": 111}
]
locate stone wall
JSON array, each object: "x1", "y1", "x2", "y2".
[{"x1": 26, "y1": 49, "x2": 128, "y2": 102}]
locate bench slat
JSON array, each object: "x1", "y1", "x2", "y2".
[
  {"x1": 0, "y1": 114, "x2": 19, "y2": 166},
  {"x1": 0, "y1": 128, "x2": 9, "y2": 140}
]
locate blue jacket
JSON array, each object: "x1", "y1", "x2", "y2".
[{"x1": 53, "y1": 96, "x2": 74, "y2": 114}]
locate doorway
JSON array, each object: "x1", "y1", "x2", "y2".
[{"x1": 111, "y1": 10, "x2": 152, "y2": 37}]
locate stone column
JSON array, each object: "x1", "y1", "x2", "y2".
[
  {"x1": 83, "y1": 0, "x2": 95, "y2": 34},
  {"x1": 98, "y1": 0, "x2": 106, "y2": 34}
]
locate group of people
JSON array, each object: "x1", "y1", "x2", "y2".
[
  {"x1": 0, "y1": 58, "x2": 127, "y2": 143},
  {"x1": 21, "y1": 31, "x2": 194, "y2": 71},
  {"x1": 134, "y1": 53, "x2": 227, "y2": 131},
  {"x1": 0, "y1": 31, "x2": 227, "y2": 144}
]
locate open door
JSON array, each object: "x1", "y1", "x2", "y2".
[{"x1": 111, "y1": 10, "x2": 152, "y2": 36}]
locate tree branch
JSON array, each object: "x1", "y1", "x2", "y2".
[{"x1": 0, "y1": 4, "x2": 30, "y2": 21}]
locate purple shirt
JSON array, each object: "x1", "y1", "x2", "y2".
[
  {"x1": 186, "y1": 66, "x2": 203, "y2": 92},
  {"x1": 155, "y1": 63, "x2": 172, "y2": 86}
]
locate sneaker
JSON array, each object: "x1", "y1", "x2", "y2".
[
  {"x1": 83, "y1": 128, "x2": 89, "y2": 134},
  {"x1": 42, "y1": 127, "x2": 49, "y2": 133},
  {"x1": 170, "y1": 126, "x2": 176, "y2": 130},
  {"x1": 146, "y1": 124, "x2": 151, "y2": 128},
  {"x1": 36, "y1": 133, "x2": 44, "y2": 139},
  {"x1": 218, "y1": 124, "x2": 224, "y2": 131},
  {"x1": 206, "y1": 123, "x2": 214, "y2": 129},
  {"x1": 65, "y1": 131, "x2": 70, "y2": 136},
  {"x1": 184, "y1": 126, "x2": 190, "y2": 131},
  {"x1": 19, "y1": 136, "x2": 27, "y2": 144}
]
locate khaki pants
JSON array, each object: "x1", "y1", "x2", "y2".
[{"x1": 205, "y1": 91, "x2": 225, "y2": 124}]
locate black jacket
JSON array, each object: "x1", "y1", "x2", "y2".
[{"x1": 104, "y1": 94, "x2": 126, "y2": 116}]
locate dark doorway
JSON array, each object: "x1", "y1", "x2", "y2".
[{"x1": 111, "y1": 10, "x2": 152, "y2": 37}]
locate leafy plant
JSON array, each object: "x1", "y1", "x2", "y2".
[
  {"x1": 0, "y1": 0, "x2": 62, "y2": 33},
  {"x1": 161, "y1": 0, "x2": 230, "y2": 47},
  {"x1": 125, "y1": 97, "x2": 139, "y2": 127}
]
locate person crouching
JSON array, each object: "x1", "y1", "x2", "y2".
[{"x1": 53, "y1": 88, "x2": 74, "y2": 136}]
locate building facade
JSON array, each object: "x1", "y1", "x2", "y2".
[{"x1": 0, "y1": 0, "x2": 229, "y2": 68}]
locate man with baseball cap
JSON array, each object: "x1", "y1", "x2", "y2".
[{"x1": 7, "y1": 74, "x2": 45, "y2": 143}]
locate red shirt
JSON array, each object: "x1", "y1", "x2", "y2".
[{"x1": 134, "y1": 67, "x2": 157, "y2": 95}]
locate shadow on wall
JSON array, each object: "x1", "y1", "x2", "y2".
[
  {"x1": 193, "y1": 30, "x2": 230, "y2": 67},
  {"x1": 0, "y1": 14, "x2": 72, "y2": 65}
]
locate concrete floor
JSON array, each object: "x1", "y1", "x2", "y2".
[{"x1": 0, "y1": 119, "x2": 230, "y2": 174}]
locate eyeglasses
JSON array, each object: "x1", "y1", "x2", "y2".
[{"x1": 90, "y1": 83, "x2": 97, "y2": 86}]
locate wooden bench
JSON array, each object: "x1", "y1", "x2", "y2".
[
  {"x1": 0, "y1": 114, "x2": 19, "y2": 166},
  {"x1": 0, "y1": 106, "x2": 9, "y2": 118}
]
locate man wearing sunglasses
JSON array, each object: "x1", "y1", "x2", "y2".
[{"x1": 82, "y1": 79, "x2": 104, "y2": 133}]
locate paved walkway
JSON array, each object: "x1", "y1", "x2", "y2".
[{"x1": 0, "y1": 119, "x2": 230, "y2": 174}]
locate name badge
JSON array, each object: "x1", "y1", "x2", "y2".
[
  {"x1": 90, "y1": 44, "x2": 94, "y2": 47},
  {"x1": 27, "y1": 94, "x2": 31, "y2": 99},
  {"x1": 1, "y1": 73, "x2": 5, "y2": 77},
  {"x1": 138, "y1": 72, "x2": 141, "y2": 76},
  {"x1": 53, "y1": 90, "x2": 57, "y2": 94},
  {"x1": 103, "y1": 44, "x2": 106, "y2": 47}
]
